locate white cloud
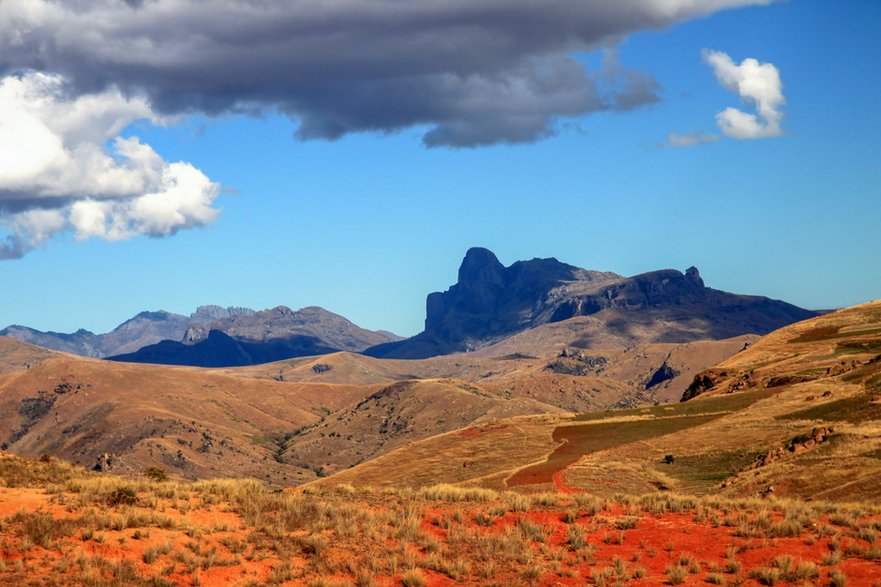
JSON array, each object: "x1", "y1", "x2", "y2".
[
  {"x1": 665, "y1": 131, "x2": 720, "y2": 148},
  {"x1": 703, "y1": 49, "x2": 785, "y2": 139},
  {"x1": 0, "y1": 71, "x2": 220, "y2": 259}
]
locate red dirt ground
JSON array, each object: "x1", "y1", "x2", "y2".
[{"x1": 3, "y1": 485, "x2": 881, "y2": 586}]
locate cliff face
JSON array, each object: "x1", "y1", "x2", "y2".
[
  {"x1": 365, "y1": 248, "x2": 817, "y2": 359},
  {"x1": 422, "y1": 248, "x2": 619, "y2": 344}
]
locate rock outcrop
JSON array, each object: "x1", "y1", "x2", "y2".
[{"x1": 366, "y1": 248, "x2": 816, "y2": 359}]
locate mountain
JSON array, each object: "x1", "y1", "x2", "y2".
[
  {"x1": 2, "y1": 305, "x2": 400, "y2": 367},
  {"x1": 109, "y1": 306, "x2": 402, "y2": 367},
  {"x1": 0, "y1": 326, "x2": 745, "y2": 484},
  {"x1": 365, "y1": 247, "x2": 818, "y2": 359},
  {"x1": 180, "y1": 305, "x2": 399, "y2": 351},
  {"x1": 0, "y1": 306, "x2": 250, "y2": 358},
  {"x1": 107, "y1": 329, "x2": 341, "y2": 368}
]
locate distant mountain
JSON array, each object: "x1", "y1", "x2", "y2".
[
  {"x1": 2, "y1": 305, "x2": 399, "y2": 366},
  {"x1": 181, "y1": 306, "x2": 398, "y2": 351},
  {"x1": 364, "y1": 247, "x2": 818, "y2": 359},
  {"x1": 106, "y1": 329, "x2": 341, "y2": 368},
  {"x1": 107, "y1": 306, "x2": 402, "y2": 367},
  {"x1": 0, "y1": 311, "x2": 197, "y2": 358}
]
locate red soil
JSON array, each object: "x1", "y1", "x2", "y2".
[{"x1": 3, "y1": 487, "x2": 881, "y2": 586}]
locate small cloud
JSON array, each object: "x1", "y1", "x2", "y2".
[
  {"x1": 665, "y1": 131, "x2": 720, "y2": 148},
  {"x1": 702, "y1": 49, "x2": 785, "y2": 139}
]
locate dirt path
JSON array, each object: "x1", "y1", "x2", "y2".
[{"x1": 506, "y1": 413, "x2": 723, "y2": 489}]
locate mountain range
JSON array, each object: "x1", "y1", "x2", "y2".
[
  {"x1": 0, "y1": 305, "x2": 253, "y2": 358},
  {"x1": 2, "y1": 248, "x2": 818, "y2": 367},
  {"x1": 0, "y1": 247, "x2": 843, "y2": 487},
  {"x1": 1, "y1": 305, "x2": 401, "y2": 368}
]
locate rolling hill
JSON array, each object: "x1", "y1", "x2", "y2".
[
  {"x1": 314, "y1": 300, "x2": 881, "y2": 502},
  {"x1": 0, "y1": 337, "x2": 390, "y2": 484},
  {"x1": 0, "y1": 324, "x2": 751, "y2": 486}
]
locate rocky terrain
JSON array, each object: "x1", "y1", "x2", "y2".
[
  {"x1": 0, "y1": 325, "x2": 748, "y2": 485},
  {"x1": 365, "y1": 248, "x2": 817, "y2": 359}
]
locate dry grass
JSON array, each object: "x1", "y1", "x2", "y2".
[{"x1": 2, "y1": 452, "x2": 881, "y2": 585}]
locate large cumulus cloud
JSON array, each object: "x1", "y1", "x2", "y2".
[
  {"x1": 1, "y1": 0, "x2": 774, "y2": 148},
  {"x1": 0, "y1": 0, "x2": 775, "y2": 257}
]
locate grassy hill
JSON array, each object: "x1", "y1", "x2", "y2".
[
  {"x1": 0, "y1": 337, "x2": 61, "y2": 376},
  {"x1": 314, "y1": 301, "x2": 881, "y2": 502}
]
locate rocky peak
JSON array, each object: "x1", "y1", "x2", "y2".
[
  {"x1": 457, "y1": 247, "x2": 506, "y2": 290},
  {"x1": 365, "y1": 248, "x2": 816, "y2": 360},
  {"x1": 190, "y1": 305, "x2": 255, "y2": 323},
  {"x1": 685, "y1": 266, "x2": 704, "y2": 288}
]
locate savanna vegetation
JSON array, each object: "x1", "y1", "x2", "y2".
[{"x1": 2, "y1": 452, "x2": 881, "y2": 586}]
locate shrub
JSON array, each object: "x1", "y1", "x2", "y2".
[
  {"x1": 567, "y1": 525, "x2": 586, "y2": 550},
  {"x1": 750, "y1": 567, "x2": 780, "y2": 586},
  {"x1": 144, "y1": 467, "x2": 169, "y2": 482},
  {"x1": 590, "y1": 567, "x2": 614, "y2": 586},
  {"x1": 666, "y1": 565, "x2": 687, "y2": 585},
  {"x1": 400, "y1": 569, "x2": 425, "y2": 587},
  {"x1": 106, "y1": 487, "x2": 138, "y2": 506},
  {"x1": 794, "y1": 560, "x2": 820, "y2": 580}
]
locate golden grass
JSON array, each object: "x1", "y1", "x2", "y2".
[{"x1": 2, "y1": 451, "x2": 881, "y2": 586}]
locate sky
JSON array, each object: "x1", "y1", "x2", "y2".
[{"x1": 1, "y1": 0, "x2": 879, "y2": 337}]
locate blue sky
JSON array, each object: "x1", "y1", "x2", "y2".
[{"x1": 1, "y1": 0, "x2": 879, "y2": 337}]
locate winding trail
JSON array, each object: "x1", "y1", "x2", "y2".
[{"x1": 506, "y1": 412, "x2": 724, "y2": 489}]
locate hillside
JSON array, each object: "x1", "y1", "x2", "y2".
[
  {"x1": 365, "y1": 247, "x2": 817, "y2": 359},
  {"x1": 279, "y1": 379, "x2": 566, "y2": 478},
  {"x1": 316, "y1": 301, "x2": 881, "y2": 502},
  {"x1": 0, "y1": 353, "x2": 375, "y2": 485},
  {"x1": 235, "y1": 333, "x2": 754, "y2": 410},
  {"x1": 0, "y1": 336, "x2": 61, "y2": 376}
]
